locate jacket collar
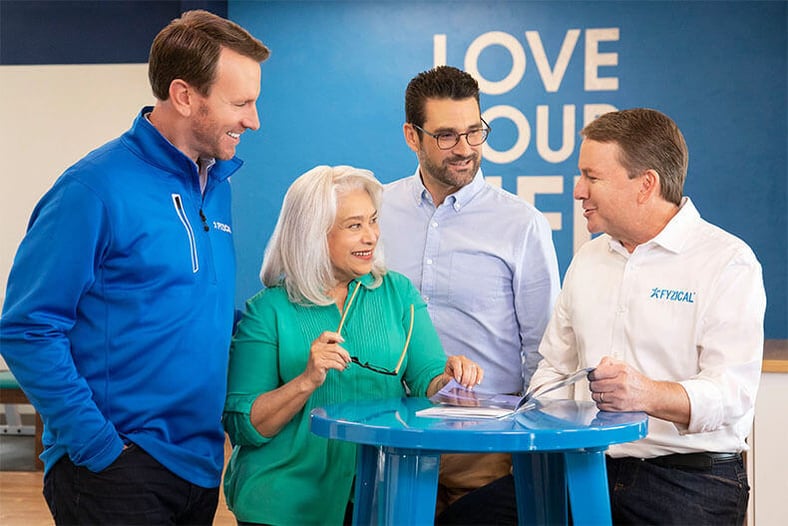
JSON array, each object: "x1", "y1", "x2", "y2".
[{"x1": 122, "y1": 107, "x2": 243, "y2": 184}]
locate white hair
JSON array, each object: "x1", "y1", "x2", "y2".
[{"x1": 260, "y1": 165, "x2": 386, "y2": 305}]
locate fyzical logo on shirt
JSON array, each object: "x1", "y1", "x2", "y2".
[{"x1": 649, "y1": 288, "x2": 696, "y2": 303}]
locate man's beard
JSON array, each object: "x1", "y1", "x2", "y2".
[{"x1": 418, "y1": 147, "x2": 480, "y2": 189}]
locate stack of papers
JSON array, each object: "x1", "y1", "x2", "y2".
[{"x1": 416, "y1": 367, "x2": 595, "y2": 419}]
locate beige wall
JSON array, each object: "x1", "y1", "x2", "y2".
[{"x1": 0, "y1": 63, "x2": 153, "y2": 313}]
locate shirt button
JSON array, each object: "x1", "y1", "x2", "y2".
[
  {"x1": 423, "y1": 295, "x2": 430, "y2": 303},
  {"x1": 426, "y1": 258, "x2": 433, "y2": 265},
  {"x1": 431, "y1": 221, "x2": 438, "y2": 228}
]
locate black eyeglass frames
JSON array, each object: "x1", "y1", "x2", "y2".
[
  {"x1": 336, "y1": 283, "x2": 414, "y2": 376},
  {"x1": 411, "y1": 118, "x2": 491, "y2": 150},
  {"x1": 349, "y1": 304, "x2": 414, "y2": 376}
]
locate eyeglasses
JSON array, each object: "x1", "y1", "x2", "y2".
[
  {"x1": 411, "y1": 118, "x2": 491, "y2": 150},
  {"x1": 337, "y1": 283, "x2": 414, "y2": 376}
]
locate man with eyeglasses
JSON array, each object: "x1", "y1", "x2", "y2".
[{"x1": 379, "y1": 65, "x2": 560, "y2": 516}]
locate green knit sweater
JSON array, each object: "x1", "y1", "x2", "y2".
[{"x1": 222, "y1": 272, "x2": 446, "y2": 525}]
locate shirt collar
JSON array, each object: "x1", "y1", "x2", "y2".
[
  {"x1": 607, "y1": 196, "x2": 699, "y2": 255},
  {"x1": 352, "y1": 273, "x2": 377, "y2": 290},
  {"x1": 409, "y1": 166, "x2": 486, "y2": 212},
  {"x1": 648, "y1": 196, "x2": 700, "y2": 253}
]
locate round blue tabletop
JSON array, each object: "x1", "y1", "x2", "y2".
[{"x1": 311, "y1": 396, "x2": 647, "y2": 452}]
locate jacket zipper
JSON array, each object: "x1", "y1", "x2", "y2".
[{"x1": 171, "y1": 193, "x2": 199, "y2": 273}]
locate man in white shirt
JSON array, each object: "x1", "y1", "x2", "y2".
[
  {"x1": 380, "y1": 66, "x2": 560, "y2": 514},
  {"x1": 438, "y1": 108, "x2": 765, "y2": 525}
]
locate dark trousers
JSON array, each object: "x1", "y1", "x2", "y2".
[
  {"x1": 436, "y1": 453, "x2": 749, "y2": 526},
  {"x1": 43, "y1": 443, "x2": 219, "y2": 525},
  {"x1": 436, "y1": 474, "x2": 517, "y2": 525},
  {"x1": 607, "y1": 454, "x2": 749, "y2": 525}
]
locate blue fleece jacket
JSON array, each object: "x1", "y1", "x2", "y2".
[{"x1": 0, "y1": 107, "x2": 241, "y2": 488}]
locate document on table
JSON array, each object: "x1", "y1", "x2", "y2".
[
  {"x1": 514, "y1": 367, "x2": 595, "y2": 412},
  {"x1": 416, "y1": 367, "x2": 595, "y2": 419}
]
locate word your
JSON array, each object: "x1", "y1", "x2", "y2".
[{"x1": 482, "y1": 103, "x2": 617, "y2": 164}]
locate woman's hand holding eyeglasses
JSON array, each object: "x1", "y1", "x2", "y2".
[
  {"x1": 304, "y1": 331, "x2": 352, "y2": 388},
  {"x1": 249, "y1": 330, "x2": 351, "y2": 439}
]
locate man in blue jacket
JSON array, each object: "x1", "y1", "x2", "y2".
[{"x1": 0, "y1": 10, "x2": 269, "y2": 525}]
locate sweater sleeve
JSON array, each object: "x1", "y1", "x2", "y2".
[
  {"x1": 0, "y1": 177, "x2": 124, "y2": 472},
  {"x1": 223, "y1": 290, "x2": 280, "y2": 447},
  {"x1": 397, "y1": 277, "x2": 446, "y2": 396}
]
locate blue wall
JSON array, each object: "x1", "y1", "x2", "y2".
[
  {"x1": 229, "y1": 0, "x2": 786, "y2": 338},
  {"x1": 2, "y1": 1, "x2": 785, "y2": 338}
]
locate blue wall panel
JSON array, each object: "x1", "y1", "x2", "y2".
[
  {"x1": 1, "y1": 1, "x2": 784, "y2": 337},
  {"x1": 230, "y1": 0, "x2": 786, "y2": 338}
]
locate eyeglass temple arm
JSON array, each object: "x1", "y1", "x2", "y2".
[{"x1": 393, "y1": 304, "x2": 414, "y2": 375}]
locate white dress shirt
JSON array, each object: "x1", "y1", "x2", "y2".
[
  {"x1": 381, "y1": 168, "x2": 560, "y2": 394},
  {"x1": 531, "y1": 197, "x2": 766, "y2": 457}
]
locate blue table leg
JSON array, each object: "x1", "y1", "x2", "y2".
[
  {"x1": 512, "y1": 452, "x2": 568, "y2": 526},
  {"x1": 353, "y1": 444, "x2": 380, "y2": 525},
  {"x1": 564, "y1": 448, "x2": 612, "y2": 525},
  {"x1": 376, "y1": 447, "x2": 440, "y2": 525}
]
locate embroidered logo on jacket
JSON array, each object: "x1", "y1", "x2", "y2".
[
  {"x1": 650, "y1": 288, "x2": 696, "y2": 303},
  {"x1": 212, "y1": 221, "x2": 232, "y2": 234}
]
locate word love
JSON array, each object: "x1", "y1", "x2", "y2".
[{"x1": 434, "y1": 28, "x2": 620, "y2": 94}]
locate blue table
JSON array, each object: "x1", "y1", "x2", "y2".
[{"x1": 311, "y1": 397, "x2": 647, "y2": 526}]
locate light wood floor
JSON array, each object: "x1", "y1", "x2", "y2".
[{"x1": 0, "y1": 440, "x2": 237, "y2": 525}]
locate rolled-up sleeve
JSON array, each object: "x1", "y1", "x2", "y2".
[
  {"x1": 222, "y1": 294, "x2": 279, "y2": 447},
  {"x1": 680, "y1": 251, "x2": 766, "y2": 434}
]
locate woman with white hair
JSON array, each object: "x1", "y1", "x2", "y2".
[{"x1": 222, "y1": 165, "x2": 482, "y2": 525}]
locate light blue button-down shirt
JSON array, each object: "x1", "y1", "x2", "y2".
[{"x1": 380, "y1": 168, "x2": 560, "y2": 394}]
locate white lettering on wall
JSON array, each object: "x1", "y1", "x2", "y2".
[
  {"x1": 485, "y1": 176, "x2": 502, "y2": 188},
  {"x1": 536, "y1": 105, "x2": 575, "y2": 163},
  {"x1": 434, "y1": 34, "x2": 447, "y2": 68},
  {"x1": 465, "y1": 31, "x2": 526, "y2": 95},
  {"x1": 482, "y1": 104, "x2": 617, "y2": 164},
  {"x1": 442, "y1": 29, "x2": 619, "y2": 95},
  {"x1": 585, "y1": 28, "x2": 619, "y2": 91},
  {"x1": 481, "y1": 105, "x2": 531, "y2": 164},
  {"x1": 517, "y1": 176, "x2": 564, "y2": 229},
  {"x1": 525, "y1": 29, "x2": 580, "y2": 92}
]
